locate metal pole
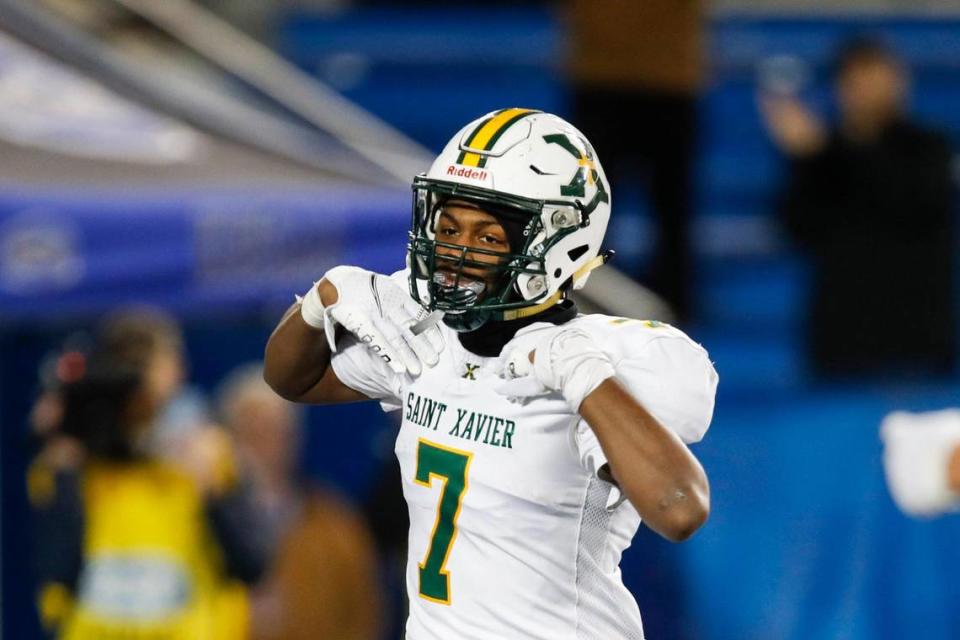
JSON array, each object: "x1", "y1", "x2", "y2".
[{"x1": 111, "y1": 0, "x2": 433, "y2": 184}]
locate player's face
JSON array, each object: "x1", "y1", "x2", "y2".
[{"x1": 433, "y1": 201, "x2": 511, "y2": 295}]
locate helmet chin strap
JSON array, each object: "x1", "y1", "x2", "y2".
[
  {"x1": 497, "y1": 253, "x2": 608, "y2": 321},
  {"x1": 499, "y1": 290, "x2": 564, "y2": 321}
]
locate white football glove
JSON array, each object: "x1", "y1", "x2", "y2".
[
  {"x1": 495, "y1": 327, "x2": 615, "y2": 412},
  {"x1": 300, "y1": 266, "x2": 443, "y2": 376},
  {"x1": 880, "y1": 409, "x2": 960, "y2": 518}
]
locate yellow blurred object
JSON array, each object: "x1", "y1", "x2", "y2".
[
  {"x1": 38, "y1": 583, "x2": 74, "y2": 632},
  {"x1": 27, "y1": 460, "x2": 56, "y2": 508},
  {"x1": 48, "y1": 460, "x2": 248, "y2": 639}
]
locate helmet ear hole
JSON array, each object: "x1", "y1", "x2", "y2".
[
  {"x1": 567, "y1": 245, "x2": 589, "y2": 262},
  {"x1": 553, "y1": 268, "x2": 562, "y2": 278}
]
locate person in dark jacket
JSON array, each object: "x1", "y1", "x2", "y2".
[
  {"x1": 761, "y1": 37, "x2": 955, "y2": 376},
  {"x1": 569, "y1": 0, "x2": 705, "y2": 322}
]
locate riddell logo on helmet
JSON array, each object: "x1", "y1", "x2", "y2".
[{"x1": 447, "y1": 165, "x2": 488, "y2": 181}]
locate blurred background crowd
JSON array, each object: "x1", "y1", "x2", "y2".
[{"x1": 2, "y1": 0, "x2": 960, "y2": 638}]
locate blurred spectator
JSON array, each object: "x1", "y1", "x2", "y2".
[
  {"x1": 29, "y1": 309, "x2": 268, "y2": 639},
  {"x1": 362, "y1": 452, "x2": 412, "y2": 640},
  {"x1": 881, "y1": 409, "x2": 960, "y2": 517},
  {"x1": 28, "y1": 342, "x2": 89, "y2": 476},
  {"x1": 761, "y1": 37, "x2": 956, "y2": 377},
  {"x1": 97, "y1": 307, "x2": 212, "y2": 453},
  {"x1": 219, "y1": 363, "x2": 382, "y2": 640},
  {"x1": 568, "y1": 0, "x2": 705, "y2": 321}
]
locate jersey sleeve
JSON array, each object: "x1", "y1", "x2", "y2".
[
  {"x1": 612, "y1": 332, "x2": 718, "y2": 444},
  {"x1": 575, "y1": 419, "x2": 608, "y2": 478},
  {"x1": 574, "y1": 320, "x2": 718, "y2": 480},
  {"x1": 330, "y1": 335, "x2": 404, "y2": 411}
]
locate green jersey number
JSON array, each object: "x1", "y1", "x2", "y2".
[{"x1": 414, "y1": 438, "x2": 473, "y2": 604}]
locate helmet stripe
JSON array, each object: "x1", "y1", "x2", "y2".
[
  {"x1": 478, "y1": 109, "x2": 541, "y2": 166},
  {"x1": 455, "y1": 114, "x2": 497, "y2": 165},
  {"x1": 457, "y1": 108, "x2": 538, "y2": 168}
]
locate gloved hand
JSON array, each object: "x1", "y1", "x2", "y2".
[
  {"x1": 300, "y1": 266, "x2": 443, "y2": 376},
  {"x1": 495, "y1": 327, "x2": 615, "y2": 412},
  {"x1": 881, "y1": 409, "x2": 960, "y2": 517}
]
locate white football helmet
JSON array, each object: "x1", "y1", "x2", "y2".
[{"x1": 408, "y1": 108, "x2": 612, "y2": 332}]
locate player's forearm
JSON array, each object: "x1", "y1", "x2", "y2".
[
  {"x1": 263, "y1": 302, "x2": 333, "y2": 400},
  {"x1": 265, "y1": 280, "x2": 343, "y2": 400},
  {"x1": 580, "y1": 378, "x2": 710, "y2": 542}
]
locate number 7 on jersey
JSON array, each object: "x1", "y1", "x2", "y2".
[{"x1": 414, "y1": 439, "x2": 473, "y2": 604}]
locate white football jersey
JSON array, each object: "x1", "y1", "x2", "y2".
[{"x1": 331, "y1": 297, "x2": 717, "y2": 640}]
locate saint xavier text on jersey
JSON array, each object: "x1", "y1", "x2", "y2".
[{"x1": 405, "y1": 391, "x2": 516, "y2": 449}]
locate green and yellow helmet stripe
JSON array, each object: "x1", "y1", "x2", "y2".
[{"x1": 456, "y1": 108, "x2": 540, "y2": 168}]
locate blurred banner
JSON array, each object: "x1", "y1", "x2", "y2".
[{"x1": 0, "y1": 187, "x2": 410, "y2": 320}]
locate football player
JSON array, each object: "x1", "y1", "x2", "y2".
[{"x1": 264, "y1": 109, "x2": 717, "y2": 639}]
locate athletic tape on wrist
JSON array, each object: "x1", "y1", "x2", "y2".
[{"x1": 300, "y1": 281, "x2": 326, "y2": 329}]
